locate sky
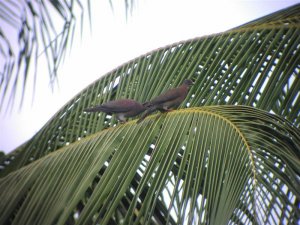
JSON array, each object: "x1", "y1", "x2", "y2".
[{"x1": 0, "y1": 0, "x2": 299, "y2": 154}]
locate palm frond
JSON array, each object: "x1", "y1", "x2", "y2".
[
  {"x1": 0, "y1": 106, "x2": 299, "y2": 224},
  {"x1": 0, "y1": 1, "x2": 81, "y2": 111},
  {"x1": 0, "y1": 0, "x2": 135, "y2": 111},
  {"x1": 1, "y1": 4, "x2": 299, "y2": 176}
]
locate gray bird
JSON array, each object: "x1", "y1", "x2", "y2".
[
  {"x1": 84, "y1": 99, "x2": 146, "y2": 123},
  {"x1": 137, "y1": 79, "x2": 193, "y2": 123}
]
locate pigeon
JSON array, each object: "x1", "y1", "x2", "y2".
[
  {"x1": 137, "y1": 79, "x2": 193, "y2": 123},
  {"x1": 84, "y1": 99, "x2": 146, "y2": 123}
]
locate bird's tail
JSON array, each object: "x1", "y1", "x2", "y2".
[
  {"x1": 84, "y1": 106, "x2": 106, "y2": 113},
  {"x1": 136, "y1": 106, "x2": 156, "y2": 123}
]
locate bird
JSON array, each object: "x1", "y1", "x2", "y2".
[
  {"x1": 84, "y1": 99, "x2": 146, "y2": 123},
  {"x1": 137, "y1": 79, "x2": 194, "y2": 123}
]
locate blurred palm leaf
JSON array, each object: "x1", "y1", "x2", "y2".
[
  {"x1": 0, "y1": 0, "x2": 135, "y2": 111},
  {"x1": 0, "y1": 4, "x2": 299, "y2": 225}
]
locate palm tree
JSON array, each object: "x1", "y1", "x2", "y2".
[{"x1": 0, "y1": 4, "x2": 299, "y2": 225}]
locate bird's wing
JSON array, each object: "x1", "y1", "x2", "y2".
[
  {"x1": 101, "y1": 100, "x2": 138, "y2": 113},
  {"x1": 150, "y1": 88, "x2": 181, "y2": 105}
]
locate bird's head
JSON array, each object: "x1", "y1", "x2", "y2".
[{"x1": 183, "y1": 79, "x2": 194, "y2": 87}]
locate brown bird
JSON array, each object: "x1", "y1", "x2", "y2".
[
  {"x1": 84, "y1": 99, "x2": 146, "y2": 123},
  {"x1": 137, "y1": 79, "x2": 194, "y2": 123}
]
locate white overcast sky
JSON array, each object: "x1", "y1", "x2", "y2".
[{"x1": 0, "y1": 0, "x2": 299, "y2": 153}]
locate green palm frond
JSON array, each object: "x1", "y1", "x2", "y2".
[
  {"x1": 0, "y1": 106, "x2": 299, "y2": 224},
  {"x1": 0, "y1": 4, "x2": 299, "y2": 225}
]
